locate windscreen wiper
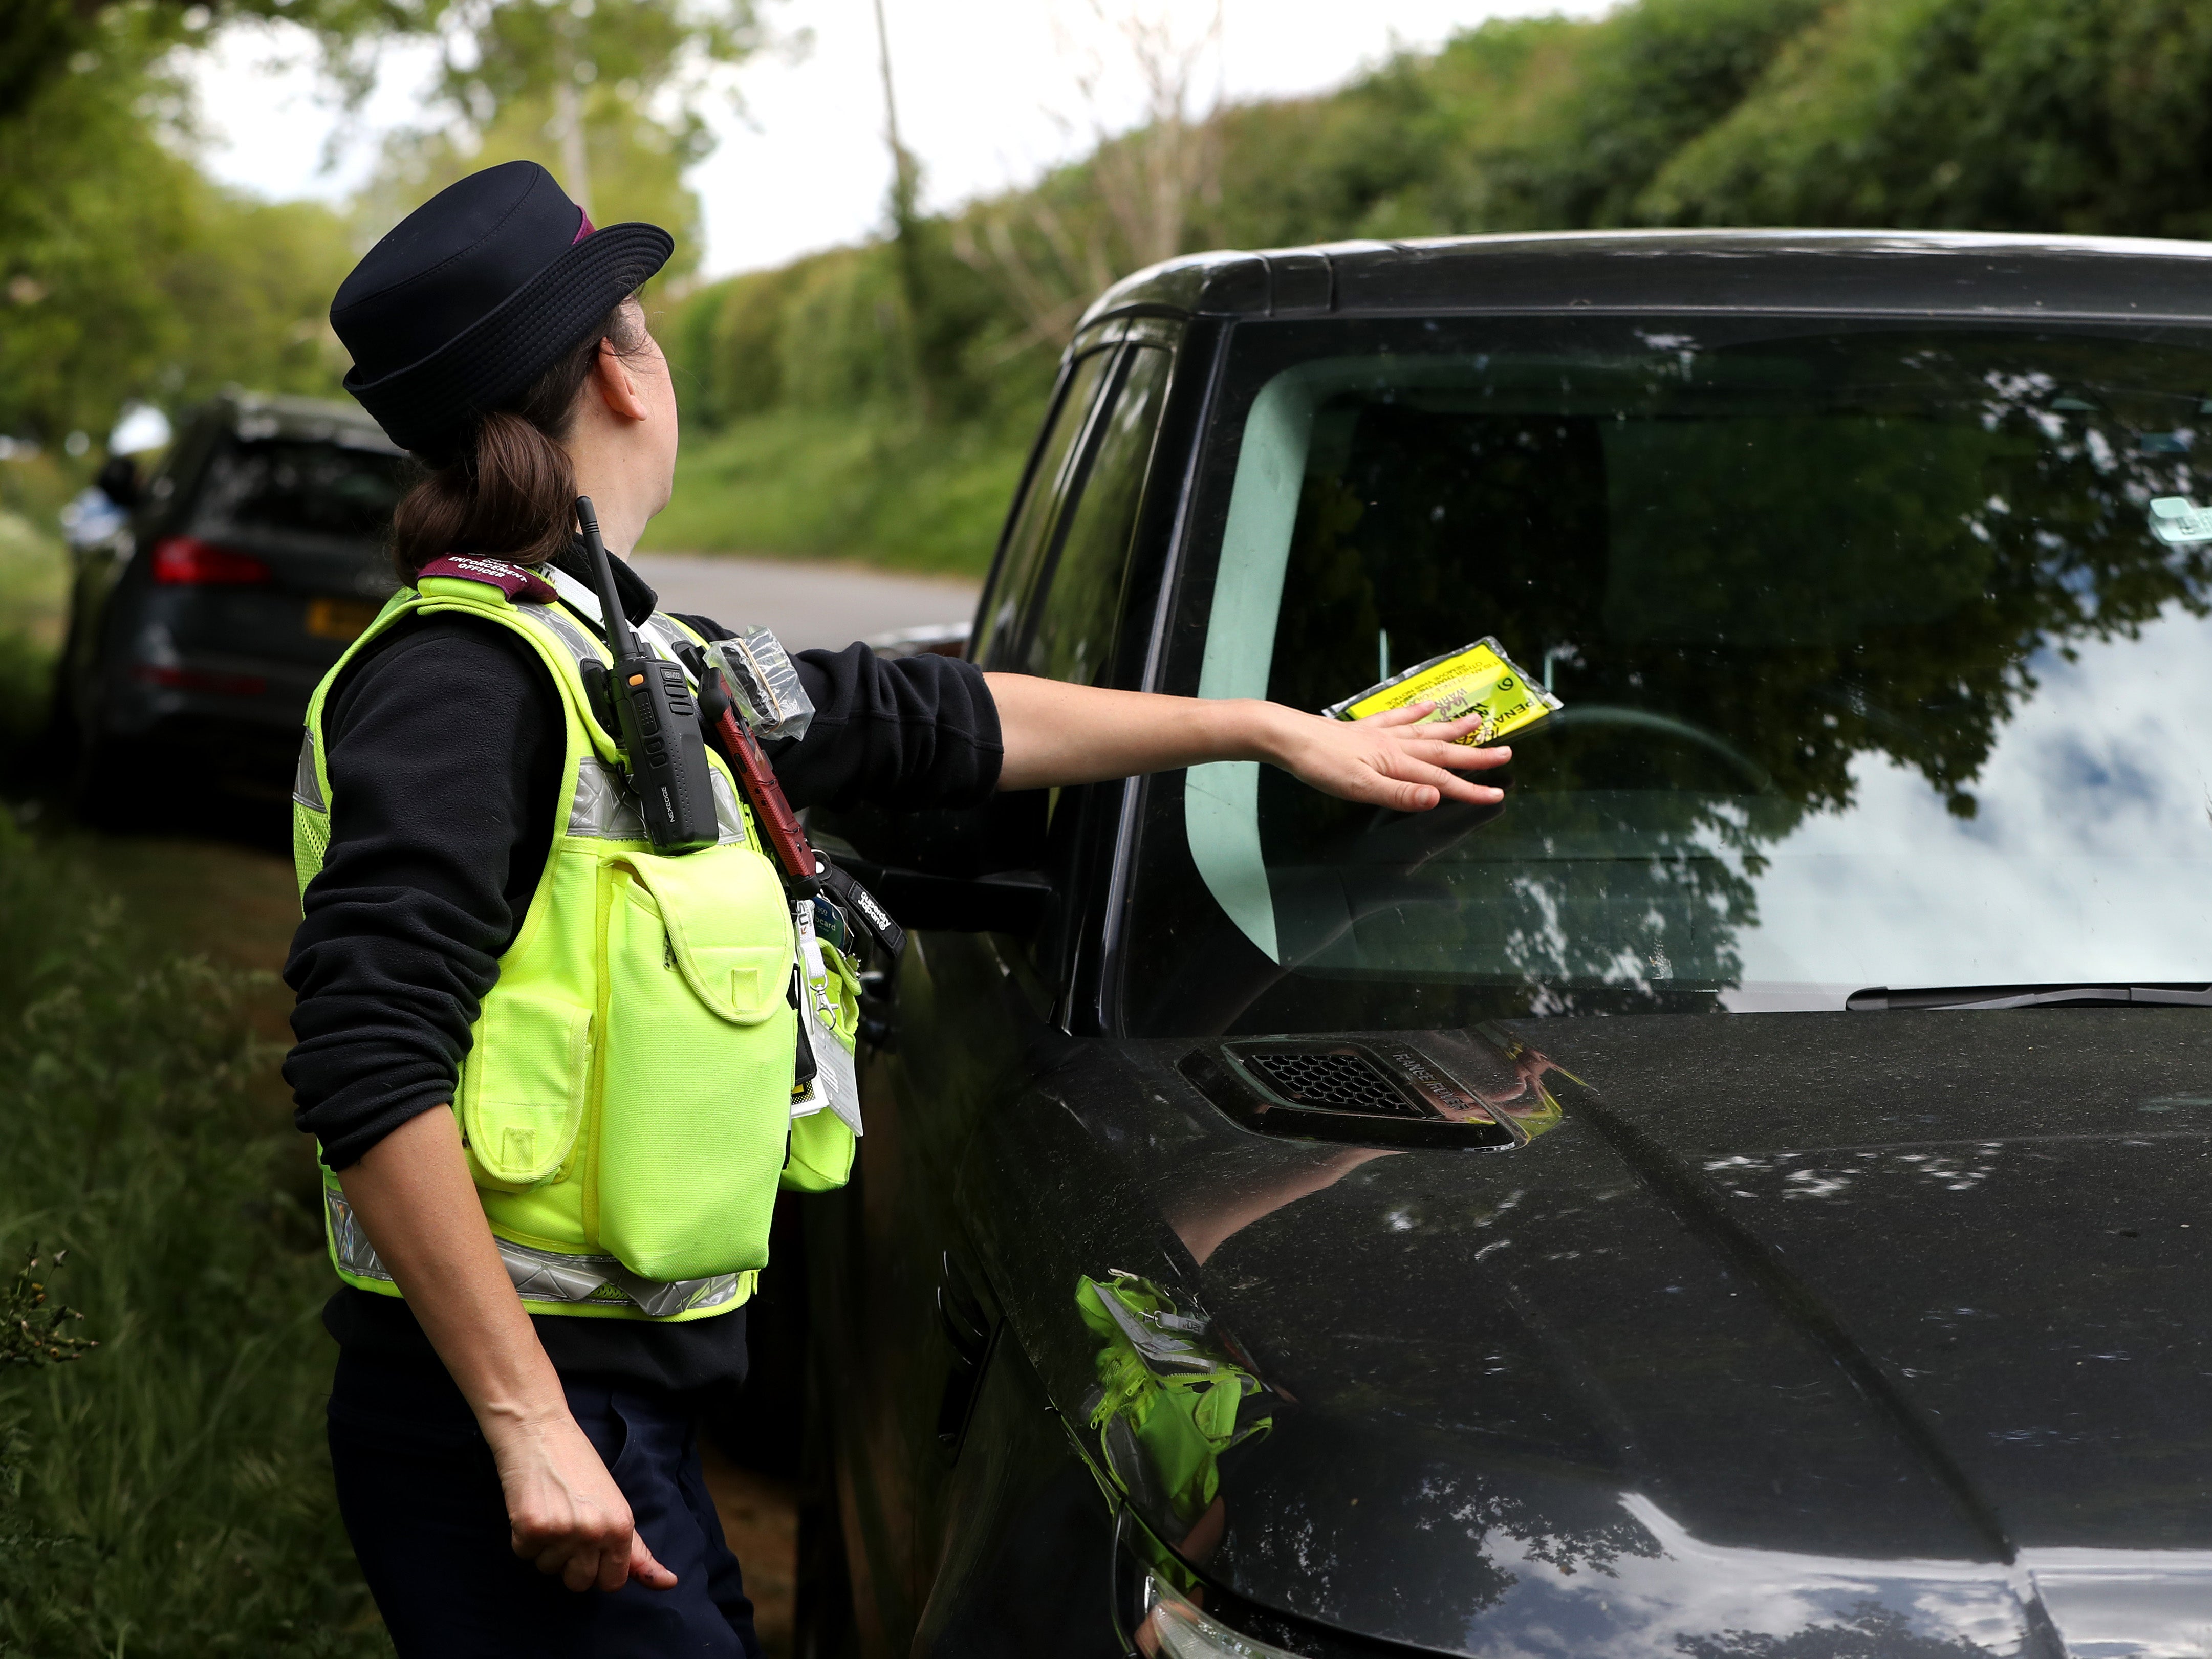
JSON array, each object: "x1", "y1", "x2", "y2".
[{"x1": 1848, "y1": 983, "x2": 2212, "y2": 1011}]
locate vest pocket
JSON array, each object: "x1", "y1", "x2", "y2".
[
  {"x1": 782, "y1": 1110, "x2": 855, "y2": 1193},
  {"x1": 459, "y1": 991, "x2": 593, "y2": 1192},
  {"x1": 596, "y1": 846, "x2": 795, "y2": 1283}
]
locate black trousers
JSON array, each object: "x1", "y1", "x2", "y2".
[{"x1": 328, "y1": 1351, "x2": 763, "y2": 1658}]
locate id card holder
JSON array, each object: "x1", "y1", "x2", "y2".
[{"x1": 789, "y1": 900, "x2": 861, "y2": 1138}]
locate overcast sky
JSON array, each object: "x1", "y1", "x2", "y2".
[{"x1": 188, "y1": 0, "x2": 1612, "y2": 279}]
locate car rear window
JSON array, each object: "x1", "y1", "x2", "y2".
[
  {"x1": 1120, "y1": 314, "x2": 2212, "y2": 1032},
  {"x1": 192, "y1": 437, "x2": 410, "y2": 543}
]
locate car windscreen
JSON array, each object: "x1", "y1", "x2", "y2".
[
  {"x1": 1117, "y1": 315, "x2": 2212, "y2": 1034},
  {"x1": 191, "y1": 436, "x2": 409, "y2": 544}
]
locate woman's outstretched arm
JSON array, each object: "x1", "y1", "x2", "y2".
[{"x1": 983, "y1": 675, "x2": 1513, "y2": 811}]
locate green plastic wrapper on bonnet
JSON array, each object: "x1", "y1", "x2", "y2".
[
  {"x1": 1324, "y1": 636, "x2": 1561, "y2": 744},
  {"x1": 1075, "y1": 1273, "x2": 1271, "y2": 1534}
]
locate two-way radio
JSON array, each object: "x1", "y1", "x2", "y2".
[
  {"x1": 563, "y1": 498, "x2": 903, "y2": 953},
  {"x1": 576, "y1": 496, "x2": 720, "y2": 855}
]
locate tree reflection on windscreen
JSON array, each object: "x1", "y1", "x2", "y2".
[{"x1": 1131, "y1": 325, "x2": 2212, "y2": 1031}]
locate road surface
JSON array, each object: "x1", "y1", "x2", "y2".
[{"x1": 629, "y1": 553, "x2": 978, "y2": 653}]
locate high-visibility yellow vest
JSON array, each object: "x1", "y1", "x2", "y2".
[{"x1": 291, "y1": 560, "x2": 856, "y2": 1322}]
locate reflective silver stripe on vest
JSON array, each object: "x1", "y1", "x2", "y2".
[
  {"x1": 640, "y1": 613, "x2": 693, "y2": 661},
  {"x1": 566, "y1": 754, "x2": 745, "y2": 846},
  {"x1": 534, "y1": 603, "x2": 602, "y2": 670},
  {"x1": 293, "y1": 731, "x2": 324, "y2": 811},
  {"x1": 568, "y1": 757, "x2": 648, "y2": 840},
  {"x1": 707, "y1": 769, "x2": 745, "y2": 845},
  {"x1": 523, "y1": 601, "x2": 746, "y2": 846},
  {"x1": 323, "y1": 1185, "x2": 743, "y2": 1319}
]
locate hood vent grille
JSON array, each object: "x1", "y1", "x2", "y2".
[
  {"x1": 1181, "y1": 1040, "x2": 1521, "y2": 1150},
  {"x1": 1243, "y1": 1048, "x2": 1426, "y2": 1118}
]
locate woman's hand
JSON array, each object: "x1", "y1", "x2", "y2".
[
  {"x1": 1261, "y1": 703, "x2": 1511, "y2": 813},
  {"x1": 489, "y1": 1408, "x2": 678, "y2": 1593}
]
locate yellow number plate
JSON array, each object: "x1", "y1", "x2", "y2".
[{"x1": 306, "y1": 598, "x2": 378, "y2": 641}]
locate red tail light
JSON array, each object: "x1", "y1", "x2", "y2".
[{"x1": 150, "y1": 536, "x2": 272, "y2": 586}]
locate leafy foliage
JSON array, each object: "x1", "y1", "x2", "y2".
[
  {"x1": 1, "y1": 0, "x2": 758, "y2": 450},
  {"x1": 358, "y1": 0, "x2": 763, "y2": 288},
  {"x1": 0, "y1": 15, "x2": 357, "y2": 444},
  {"x1": 1644, "y1": 0, "x2": 2212, "y2": 235},
  {"x1": 0, "y1": 0, "x2": 440, "y2": 126},
  {"x1": 20, "y1": 0, "x2": 2212, "y2": 567},
  {"x1": 0, "y1": 1249, "x2": 95, "y2": 1368}
]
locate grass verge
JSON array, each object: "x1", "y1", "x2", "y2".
[
  {"x1": 0, "y1": 507, "x2": 66, "y2": 772},
  {"x1": 645, "y1": 409, "x2": 1027, "y2": 577},
  {"x1": 0, "y1": 816, "x2": 387, "y2": 1656}
]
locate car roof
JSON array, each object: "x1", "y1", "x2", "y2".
[
  {"x1": 1072, "y1": 229, "x2": 2212, "y2": 339},
  {"x1": 206, "y1": 390, "x2": 402, "y2": 454}
]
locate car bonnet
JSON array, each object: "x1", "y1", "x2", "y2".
[{"x1": 963, "y1": 1007, "x2": 2212, "y2": 1658}]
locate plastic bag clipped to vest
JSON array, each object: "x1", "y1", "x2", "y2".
[
  {"x1": 1076, "y1": 1273, "x2": 1272, "y2": 1538},
  {"x1": 708, "y1": 627, "x2": 815, "y2": 743}
]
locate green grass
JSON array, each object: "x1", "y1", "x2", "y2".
[
  {"x1": 644, "y1": 408, "x2": 1027, "y2": 577},
  {"x1": 0, "y1": 507, "x2": 66, "y2": 770},
  {"x1": 0, "y1": 814, "x2": 389, "y2": 1656}
]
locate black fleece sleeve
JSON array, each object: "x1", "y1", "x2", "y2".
[
  {"x1": 283, "y1": 618, "x2": 563, "y2": 1170},
  {"x1": 667, "y1": 618, "x2": 1003, "y2": 812}
]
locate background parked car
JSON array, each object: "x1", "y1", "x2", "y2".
[{"x1": 54, "y1": 391, "x2": 408, "y2": 827}]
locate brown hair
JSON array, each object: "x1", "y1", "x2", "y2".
[{"x1": 388, "y1": 296, "x2": 650, "y2": 578}]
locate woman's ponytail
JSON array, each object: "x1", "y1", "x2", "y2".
[{"x1": 388, "y1": 295, "x2": 648, "y2": 578}]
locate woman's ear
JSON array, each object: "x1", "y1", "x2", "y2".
[{"x1": 588, "y1": 338, "x2": 651, "y2": 423}]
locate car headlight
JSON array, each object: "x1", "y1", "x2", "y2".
[{"x1": 1139, "y1": 1569, "x2": 1310, "y2": 1659}]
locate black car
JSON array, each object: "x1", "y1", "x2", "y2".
[
  {"x1": 56, "y1": 391, "x2": 408, "y2": 814},
  {"x1": 795, "y1": 232, "x2": 2212, "y2": 1658}
]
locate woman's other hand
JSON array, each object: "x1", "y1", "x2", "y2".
[
  {"x1": 491, "y1": 1409, "x2": 679, "y2": 1592},
  {"x1": 1264, "y1": 703, "x2": 1510, "y2": 813},
  {"x1": 332, "y1": 1107, "x2": 677, "y2": 1596}
]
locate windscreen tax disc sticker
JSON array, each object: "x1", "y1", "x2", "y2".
[
  {"x1": 1323, "y1": 637, "x2": 1562, "y2": 743},
  {"x1": 2149, "y1": 496, "x2": 2212, "y2": 545}
]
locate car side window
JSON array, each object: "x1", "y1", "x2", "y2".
[
  {"x1": 1012, "y1": 346, "x2": 1173, "y2": 687},
  {"x1": 971, "y1": 347, "x2": 1120, "y2": 668}
]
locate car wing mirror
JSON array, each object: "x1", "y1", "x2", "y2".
[{"x1": 94, "y1": 455, "x2": 142, "y2": 510}]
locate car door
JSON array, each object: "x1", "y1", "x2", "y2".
[{"x1": 807, "y1": 339, "x2": 1179, "y2": 1658}]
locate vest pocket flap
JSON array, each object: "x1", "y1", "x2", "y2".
[
  {"x1": 619, "y1": 846, "x2": 793, "y2": 1025},
  {"x1": 683, "y1": 945, "x2": 789, "y2": 1022},
  {"x1": 459, "y1": 991, "x2": 593, "y2": 1192}
]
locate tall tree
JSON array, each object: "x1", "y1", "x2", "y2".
[
  {"x1": 0, "y1": 0, "x2": 441, "y2": 127},
  {"x1": 362, "y1": 0, "x2": 763, "y2": 279},
  {"x1": 951, "y1": 1, "x2": 1226, "y2": 354},
  {"x1": 0, "y1": 11, "x2": 357, "y2": 441}
]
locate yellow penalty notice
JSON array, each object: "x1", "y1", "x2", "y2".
[{"x1": 1323, "y1": 637, "x2": 1562, "y2": 745}]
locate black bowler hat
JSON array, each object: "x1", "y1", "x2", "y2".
[{"x1": 331, "y1": 161, "x2": 673, "y2": 455}]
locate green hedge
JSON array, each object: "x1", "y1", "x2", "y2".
[{"x1": 641, "y1": 405, "x2": 1027, "y2": 575}]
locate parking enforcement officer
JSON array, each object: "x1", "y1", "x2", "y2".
[{"x1": 288, "y1": 159, "x2": 1510, "y2": 1657}]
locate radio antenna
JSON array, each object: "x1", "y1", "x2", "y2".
[{"x1": 575, "y1": 496, "x2": 638, "y2": 654}]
